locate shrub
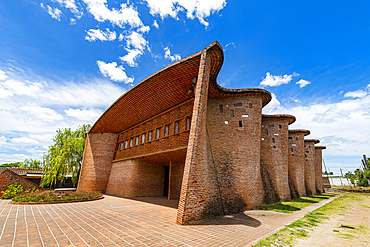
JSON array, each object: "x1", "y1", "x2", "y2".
[
  {"x1": 0, "y1": 183, "x2": 39, "y2": 199},
  {"x1": 12, "y1": 191, "x2": 102, "y2": 203}
]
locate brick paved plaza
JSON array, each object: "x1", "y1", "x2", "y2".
[{"x1": 0, "y1": 195, "x2": 337, "y2": 246}]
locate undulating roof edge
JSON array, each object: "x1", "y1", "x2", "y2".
[
  {"x1": 262, "y1": 114, "x2": 296, "y2": 125},
  {"x1": 90, "y1": 41, "x2": 271, "y2": 133}
]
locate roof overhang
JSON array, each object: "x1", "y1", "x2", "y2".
[
  {"x1": 289, "y1": 129, "x2": 310, "y2": 136},
  {"x1": 262, "y1": 114, "x2": 296, "y2": 125}
]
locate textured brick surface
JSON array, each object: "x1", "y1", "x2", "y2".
[
  {"x1": 288, "y1": 130, "x2": 310, "y2": 198},
  {"x1": 315, "y1": 146, "x2": 326, "y2": 194},
  {"x1": 304, "y1": 139, "x2": 320, "y2": 196},
  {"x1": 260, "y1": 115, "x2": 295, "y2": 204},
  {"x1": 77, "y1": 133, "x2": 117, "y2": 193},
  {"x1": 0, "y1": 169, "x2": 41, "y2": 192},
  {"x1": 169, "y1": 162, "x2": 185, "y2": 199}
]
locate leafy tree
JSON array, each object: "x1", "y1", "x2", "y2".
[
  {"x1": 322, "y1": 171, "x2": 333, "y2": 175},
  {"x1": 23, "y1": 158, "x2": 43, "y2": 169},
  {"x1": 0, "y1": 162, "x2": 23, "y2": 168},
  {"x1": 41, "y1": 124, "x2": 91, "y2": 189},
  {"x1": 345, "y1": 171, "x2": 357, "y2": 185}
]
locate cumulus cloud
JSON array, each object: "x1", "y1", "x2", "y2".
[
  {"x1": 0, "y1": 79, "x2": 44, "y2": 97},
  {"x1": 64, "y1": 108, "x2": 102, "y2": 121},
  {"x1": 344, "y1": 89, "x2": 368, "y2": 98},
  {"x1": 70, "y1": 18, "x2": 76, "y2": 25},
  {"x1": 0, "y1": 70, "x2": 7, "y2": 80},
  {"x1": 153, "y1": 20, "x2": 159, "y2": 29},
  {"x1": 53, "y1": 0, "x2": 83, "y2": 18},
  {"x1": 85, "y1": 28, "x2": 116, "y2": 42},
  {"x1": 260, "y1": 72, "x2": 299, "y2": 87},
  {"x1": 41, "y1": 3, "x2": 62, "y2": 21},
  {"x1": 164, "y1": 47, "x2": 181, "y2": 61},
  {"x1": 144, "y1": 0, "x2": 227, "y2": 27},
  {"x1": 296, "y1": 79, "x2": 311, "y2": 88},
  {"x1": 10, "y1": 137, "x2": 39, "y2": 145},
  {"x1": 119, "y1": 31, "x2": 148, "y2": 67},
  {"x1": 20, "y1": 103, "x2": 64, "y2": 122},
  {"x1": 0, "y1": 136, "x2": 7, "y2": 146},
  {"x1": 97, "y1": 61, "x2": 134, "y2": 83},
  {"x1": 82, "y1": 0, "x2": 143, "y2": 28},
  {"x1": 262, "y1": 93, "x2": 280, "y2": 113}
]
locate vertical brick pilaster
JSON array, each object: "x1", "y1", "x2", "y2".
[{"x1": 315, "y1": 146, "x2": 326, "y2": 194}]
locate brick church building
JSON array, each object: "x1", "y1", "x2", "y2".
[{"x1": 77, "y1": 41, "x2": 326, "y2": 224}]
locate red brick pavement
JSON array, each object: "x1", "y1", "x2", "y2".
[{"x1": 0, "y1": 195, "x2": 338, "y2": 246}]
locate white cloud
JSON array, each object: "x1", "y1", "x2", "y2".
[
  {"x1": 20, "y1": 103, "x2": 64, "y2": 122},
  {"x1": 0, "y1": 79, "x2": 44, "y2": 97},
  {"x1": 70, "y1": 18, "x2": 76, "y2": 25},
  {"x1": 64, "y1": 108, "x2": 103, "y2": 121},
  {"x1": 0, "y1": 136, "x2": 7, "y2": 146},
  {"x1": 344, "y1": 89, "x2": 368, "y2": 98},
  {"x1": 144, "y1": 0, "x2": 227, "y2": 27},
  {"x1": 85, "y1": 28, "x2": 116, "y2": 42},
  {"x1": 53, "y1": 0, "x2": 83, "y2": 18},
  {"x1": 164, "y1": 47, "x2": 181, "y2": 61},
  {"x1": 296, "y1": 79, "x2": 311, "y2": 88},
  {"x1": 153, "y1": 20, "x2": 159, "y2": 29},
  {"x1": 82, "y1": 0, "x2": 143, "y2": 28},
  {"x1": 10, "y1": 137, "x2": 39, "y2": 145},
  {"x1": 0, "y1": 70, "x2": 7, "y2": 80},
  {"x1": 97, "y1": 61, "x2": 134, "y2": 83},
  {"x1": 262, "y1": 93, "x2": 280, "y2": 113},
  {"x1": 260, "y1": 72, "x2": 299, "y2": 87},
  {"x1": 41, "y1": 3, "x2": 62, "y2": 21},
  {"x1": 119, "y1": 31, "x2": 148, "y2": 67}
]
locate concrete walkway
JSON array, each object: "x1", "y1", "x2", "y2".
[{"x1": 0, "y1": 195, "x2": 338, "y2": 247}]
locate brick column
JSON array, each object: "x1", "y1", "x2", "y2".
[
  {"x1": 288, "y1": 129, "x2": 310, "y2": 198},
  {"x1": 77, "y1": 132, "x2": 117, "y2": 193},
  {"x1": 315, "y1": 146, "x2": 326, "y2": 194},
  {"x1": 304, "y1": 139, "x2": 320, "y2": 196}
]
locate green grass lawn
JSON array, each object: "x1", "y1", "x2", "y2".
[
  {"x1": 253, "y1": 193, "x2": 370, "y2": 246},
  {"x1": 12, "y1": 191, "x2": 102, "y2": 203},
  {"x1": 256, "y1": 194, "x2": 336, "y2": 213}
]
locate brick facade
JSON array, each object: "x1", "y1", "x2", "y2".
[
  {"x1": 315, "y1": 146, "x2": 326, "y2": 194},
  {"x1": 288, "y1": 129, "x2": 310, "y2": 198},
  {"x1": 261, "y1": 115, "x2": 295, "y2": 203},
  {"x1": 77, "y1": 41, "x2": 326, "y2": 225},
  {"x1": 304, "y1": 139, "x2": 320, "y2": 196}
]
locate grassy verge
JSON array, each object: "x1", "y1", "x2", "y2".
[
  {"x1": 12, "y1": 191, "x2": 102, "y2": 203},
  {"x1": 256, "y1": 194, "x2": 336, "y2": 213},
  {"x1": 331, "y1": 185, "x2": 370, "y2": 190},
  {"x1": 253, "y1": 193, "x2": 370, "y2": 246}
]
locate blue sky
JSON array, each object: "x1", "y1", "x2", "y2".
[{"x1": 1, "y1": 0, "x2": 370, "y2": 175}]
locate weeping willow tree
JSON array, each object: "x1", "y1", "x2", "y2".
[{"x1": 42, "y1": 124, "x2": 91, "y2": 188}]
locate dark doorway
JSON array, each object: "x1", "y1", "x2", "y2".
[{"x1": 164, "y1": 166, "x2": 169, "y2": 197}]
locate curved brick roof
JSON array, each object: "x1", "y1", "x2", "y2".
[
  {"x1": 304, "y1": 139, "x2": 320, "y2": 144},
  {"x1": 289, "y1": 129, "x2": 310, "y2": 136},
  {"x1": 90, "y1": 41, "x2": 271, "y2": 133},
  {"x1": 262, "y1": 114, "x2": 296, "y2": 125},
  {"x1": 315, "y1": 146, "x2": 326, "y2": 149}
]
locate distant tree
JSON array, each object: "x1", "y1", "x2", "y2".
[
  {"x1": 322, "y1": 171, "x2": 333, "y2": 175},
  {"x1": 0, "y1": 162, "x2": 23, "y2": 168},
  {"x1": 23, "y1": 158, "x2": 43, "y2": 169},
  {"x1": 41, "y1": 124, "x2": 91, "y2": 189},
  {"x1": 345, "y1": 171, "x2": 357, "y2": 185}
]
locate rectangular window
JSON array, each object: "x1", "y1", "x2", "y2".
[
  {"x1": 164, "y1": 125, "x2": 169, "y2": 137},
  {"x1": 120, "y1": 142, "x2": 123, "y2": 150},
  {"x1": 124, "y1": 140, "x2": 128, "y2": 149},
  {"x1": 239, "y1": 121, "x2": 243, "y2": 127},
  {"x1": 129, "y1": 138, "x2": 133, "y2": 147},
  {"x1": 231, "y1": 110, "x2": 234, "y2": 117},
  {"x1": 296, "y1": 137, "x2": 298, "y2": 140},
  {"x1": 292, "y1": 154, "x2": 294, "y2": 156},
  {"x1": 249, "y1": 103, "x2": 252, "y2": 108},
  {"x1": 242, "y1": 114, "x2": 249, "y2": 118},
  {"x1": 219, "y1": 105, "x2": 223, "y2": 113},
  {"x1": 268, "y1": 124, "x2": 274, "y2": 127},
  {"x1": 272, "y1": 138, "x2": 275, "y2": 143},
  {"x1": 186, "y1": 117, "x2": 190, "y2": 130},
  {"x1": 141, "y1": 133, "x2": 145, "y2": 143},
  {"x1": 306, "y1": 151, "x2": 309, "y2": 153},
  {"x1": 174, "y1": 121, "x2": 179, "y2": 133},
  {"x1": 291, "y1": 148, "x2": 293, "y2": 152},
  {"x1": 279, "y1": 125, "x2": 282, "y2": 129},
  {"x1": 156, "y1": 128, "x2": 160, "y2": 139},
  {"x1": 288, "y1": 137, "x2": 293, "y2": 139},
  {"x1": 148, "y1": 131, "x2": 152, "y2": 141},
  {"x1": 234, "y1": 103, "x2": 242, "y2": 107},
  {"x1": 265, "y1": 129, "x2": 268, "y2": 135},
  {"x1": 135, "y1": 136, "x2": 139, "y2": 145}
]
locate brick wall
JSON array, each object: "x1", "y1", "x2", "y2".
[
  {"x1": 288, "y1": 130, "x2": 309, "y2": 198},
  {"x1": 315, "y1": 146, "x2": 326, "y2": 194},
  {"x1": 260, "y1": 116, "x2": 292, "y2": 203},
  {"x1": 77, "y1": 132, "x2": 117, "y2": 193},
  {"x1": 114, "y1": 100, "x2": 193, "y2": 161},
  {"x1": 169, "y1": 162, "x2": 185, "y2": 199},
  {"x1": 207, "y1": 95, "x2": 264, "y2": 213},
  {"x1": 0, "y1": 169, "x2": 42, "y2": 192},
  {"x1": 106, "y1": 159, "x2": 165, "y2": 197},
  {"x1": 304, "y1": 139, "x2": 319, "y2": 196}
]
